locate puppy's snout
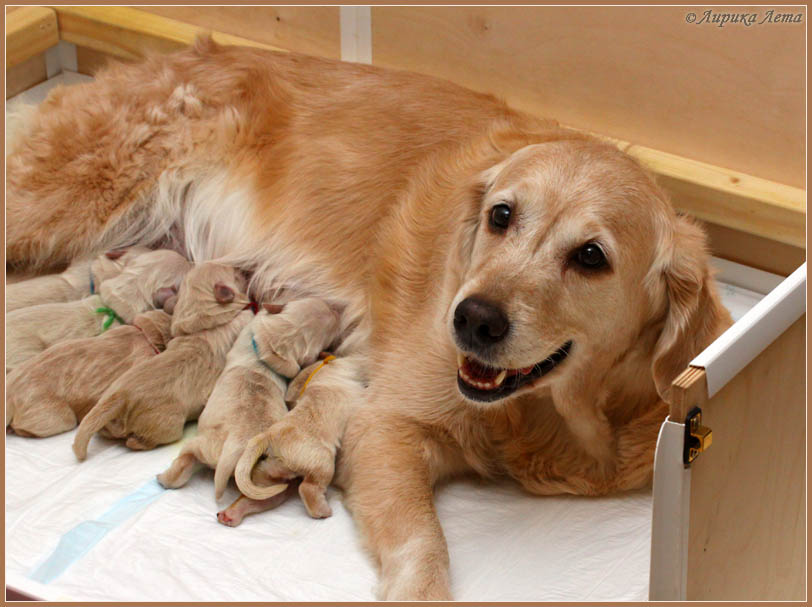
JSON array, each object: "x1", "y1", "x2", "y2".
[{"x1": 453, "y1": 296, "x2": 509, "y2": 350}]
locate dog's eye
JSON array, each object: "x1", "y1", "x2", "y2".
[
  {"x1": 489, "y1": 204, "x2": 512, "y2": 231},
  {"x1": 573, "y1": 243, "x2": 608, "y2": 270}
]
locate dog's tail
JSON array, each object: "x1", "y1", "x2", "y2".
[
  {"x1": 73, "y1": 392, "x2": 127, "y2": 461},
  {"x1": 213, "y1": 435, "x2": 246, "y2": 501},
  {"x1": 234, "y1": 430, "x2": 288, "y2": 500}
]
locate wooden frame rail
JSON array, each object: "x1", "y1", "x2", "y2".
[{"x1": 5, "y1": 5, "x2": 807, "y2": 248}]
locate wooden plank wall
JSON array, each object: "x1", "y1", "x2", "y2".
[
  {"x1": 370, "y1": 7, "x2": 806, "y2": 190},
  {"x1": 138, "y1": 7, "x2": 341, "y2": 59}
]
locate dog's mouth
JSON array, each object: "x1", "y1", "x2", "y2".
[{"x1": 456, "y1": 341, "x2": 572, "y2": 403}]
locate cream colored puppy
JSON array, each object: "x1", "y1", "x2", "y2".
[
  {"x1": 72, "y1": 262, "x2": 252, "y2": 459},
  {"x1": 250, "y1": 297, "x2": 341, "y2": 377},
  {"x1": 5, "y1": 246, "x2": 150, "y2": 312},
  {"x1": 6, "y1": 310, "x2": 172, "y2": 437},
  {"x1": 157, "y1": 304, "x2": 292, "y2": 501},
  {"x1": 5, "y1": 249, "x2": 189, "y2": 373}
]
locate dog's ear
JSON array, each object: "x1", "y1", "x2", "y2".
[
  {"x1": 650, "y1": 216, "x2": 730, "y2": 402},
  {"x1": 105, "y1": 248, "x2": 127, "y2": 260},
  {"x1": 214, "y1": 282, "x2": 235, "y2": 304},
  {"x1": 262, "y1": 303, "x2": 284, "y2": 314}
]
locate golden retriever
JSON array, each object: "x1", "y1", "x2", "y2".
[{"x1": 5, "y1": 39, "x2": 730, "y2": 600}]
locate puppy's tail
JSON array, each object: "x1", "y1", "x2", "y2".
[
  {"x1": 213, "y1": 435, "x2": 245, "y2": 501},
  {"x1": 73, "y1": 392, "x2": 126, "y2": 461},
  {"x1": 234, "y1": 430, "x2": 288, "y2": 500}
]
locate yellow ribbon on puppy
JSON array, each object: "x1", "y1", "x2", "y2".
[{"x1": 299, "y1": 355, "x2": 336, "y2": 398}]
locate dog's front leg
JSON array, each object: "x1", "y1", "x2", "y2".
[{"x1": 336, "y1": 411, "x2": 453, "y2": 601}]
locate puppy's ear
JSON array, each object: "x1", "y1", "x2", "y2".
[
  {"x1": 152, "y1": 286, "x2": 177, "y2": 309},
  {"x1": 262, "y1": 303, "x2": 284, "y2": 314},
  {"x1": 105, "y1": 248, "x2": 127, "y2": 260},
  {"x1": 214, "y1": 282, "x2": 235, "y2": 304},
  {"x1": 650, "y1": 216, "x2": 730, "y2": 402},
  {"x1": 162, "y1": 294, "x2": 179, "y2": 315}
]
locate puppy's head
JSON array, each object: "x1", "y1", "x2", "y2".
[
  {"x1": 170, "y1": 262, "x2": 250, "y2": 336},
  {"x1": 99, "y1": 249, "x2": 192, "y2": 323},
  {"x1": 90, "y1": 245, "x2": 152, "y2": 287},
  {"x1": 448, "y1": 138, "x2": 729, "y2": 405}
]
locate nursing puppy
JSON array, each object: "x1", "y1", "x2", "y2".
[
  {"x1": 160, "y1": 297, "x2": 338, "y2": 506},
  {"x1": 72, "y1": 262, "x2": 252, "y2": 459},
  {"x1": 5, "y1": 249, "x2": 189, "y2": 372},
  {"x1": 6, "y1": 310, "x2": 172, "y2": 437},
  {"x1": 5, "y1": 246, "x2": 150, "y2": 312},
  {"x1": 8, "y1": 40, "x2": 731, "y2": 600},
  {"x1": 157, "y1": 304, "x2": 292, "y2": 501}
]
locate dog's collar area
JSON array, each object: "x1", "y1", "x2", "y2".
[{"x1": 457, "y1": 341, "x2": 572, "y2": 403}]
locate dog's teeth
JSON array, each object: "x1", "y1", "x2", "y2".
[
  {"x1": 494, "y1": 370, "x2": 507, "y2": 386},
  {"x1": 457, "y1": 352, "x2": 465, "y2": 368}
]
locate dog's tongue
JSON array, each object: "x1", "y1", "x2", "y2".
[{"x1": 463, "y1": 358, "x2": 500, "y2": 381}]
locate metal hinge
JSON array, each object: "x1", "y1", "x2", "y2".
[{"x1": 683, "y1": 406, "x2": 712, "y2": 466}]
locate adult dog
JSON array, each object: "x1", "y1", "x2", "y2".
[{"x1": 6, "y1": 38, "x2": 729, "y2": 600}]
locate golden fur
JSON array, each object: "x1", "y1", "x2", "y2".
[
  {"x1": 71, "y1": 262, "x2": 251, "y2": 459},
  {"x1": 5, "y1": 246, "x2": 150, "y2": 313},
  {"x1": 6, "y1": 39, "x2": 731, "y2": 599},
  {"x1": 5, "y1": 249, "x2": 189, "y2": 373},
  {"x1": 6, "y1": 310, "x2": 172, "y2": 437}
]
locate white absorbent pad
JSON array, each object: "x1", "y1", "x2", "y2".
[{"x1": 6, "y1": 427, "x2": 652, "y2": 601}]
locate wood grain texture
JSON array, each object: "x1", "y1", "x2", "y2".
[
  {"x1": 6, "y1": 6, "x2": 58, "y2": 68},
  {"x1": 53, "y1": 6, "x2": 286, "y2": 62},
  {"x1": 5, "y1": 52, "x2": 47, "y2": 99},
  {"x1": 669, "y1": 367, "x2": 708, "y2": 423},
  {"x1": 75, "y1": 45, "x2": 120, "y2": 76},
  {"x1": 371, "y1": 7, "x2": 806, "y2": 188},
  {"x1": 702, "y1": 221, "x2": 806, "y2": 277},
  {"x1": 137, "y1": 6, "x2": 341, "y2": 59},
  {"x1": 686, "y1": 316, "x2": 805, "y2": 600}
]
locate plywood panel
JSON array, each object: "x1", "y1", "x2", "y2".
[
  {"x1": 371, "y1": 7, "x2": 806, "y2": 188},
  {"x1": 5, "y1": 52, "x2": 47, "y2": 99},
  {"x1": 54, "y1": 6, "x2": 286, "y2": 62},
  {"x1": 138, "y1": 6, "x2": 341, "y2": 59},
  {"x1": 685, "y1": 317, "x2": 805, "y2": 599},
  {"x1": 6, "y1": 6, "x2": 58, "y2": 68},
  {"x1": 75, "y1": 45, "x2": 120, "y2": 76},
  {"x1": 702, "y1": 221, "x2": 806, "y2": 277}
]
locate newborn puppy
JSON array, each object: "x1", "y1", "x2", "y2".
[
  {"x1": 6, "y1": 310, "x2": 172, "y2": 437},
  {"x1": 157, "y1": 304, "x2": 294, "y2": 501},
  {"x1": 5, "y1": 246, "x2": 151, "y2": 312},
  {"x1": 98, "y1": 248, "x2": 192, "y2": 323},
  {"x1": 250, "y1": 297, "x2": 341, "y2": 378},
  {"x1": 72, "y1": 262, "x2": 253, "y2": 459},
  {"x1": 5, "y1": 249, "x2": 189, "y2": 373},
  {"x1": 233, "y1": 300, "x2": 344, "y2": 518}
]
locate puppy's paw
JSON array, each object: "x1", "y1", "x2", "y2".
[{"x1": 216, "y1": 509, "x2": 241, "y2": 527}]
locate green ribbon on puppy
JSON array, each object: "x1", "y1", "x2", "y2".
[{"x1": 95, "y1": 306, "x2": 125, "y2": 332}]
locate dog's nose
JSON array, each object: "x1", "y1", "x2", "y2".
[{"x1": 453, "y1": 296, "x2": 510, "y2": 349}]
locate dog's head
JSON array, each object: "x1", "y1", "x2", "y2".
[
  {"x1": 99, "y1": 249, "x2": 192, "y2": 323},
  {"x1": 448, "y1": 138, "x2": 729, "y2": 405},
  {"x1": 170, "y1": 262, "x2": 250, "y2": 336},
  {"x1": 90, "y1": 245, "x2": 152, "y2": 287}
]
